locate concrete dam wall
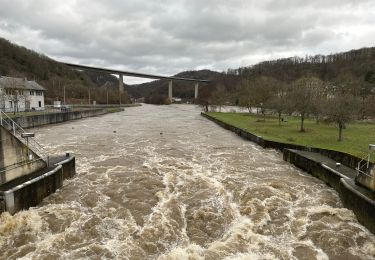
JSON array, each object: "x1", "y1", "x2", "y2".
[
  {"x1": 0, "y1": 126, "x2": 46, "y2": 185},
  {"x1": 0, "y1": 125, "x2": 76, "y2": 215}
]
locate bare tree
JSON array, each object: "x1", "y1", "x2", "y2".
[
  {"x1": 311, "y1": 81, "x2": 328, "y2": 124},
  {"x1": 325, "y1": 92, "x2": 359, "y2": 141},
  {"x1": 288, "y1": 76, "x2": 324, "y2": 132},
  {"x1": 209, "y1": 84, "x2": 227, "y2": 112},
  {"x1": 238, "y1": 79, "x2": 255, "y2": 113},
  {"x1": 238, "y1": 76, "x2": 275, "y2": 121},
  {"x1": 268, "y1": 81, "x2": 287, "y2": 126}
]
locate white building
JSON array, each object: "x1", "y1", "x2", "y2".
[{"x1": 0, "y1": 76, "x2": 46, "y2": 112}]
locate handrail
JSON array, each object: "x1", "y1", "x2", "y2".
[
  {"x1": 356, "y1": 150, "x2": 374, "y2": 179},
  {"x1": 0, "y1": 110, "x2": 49, "y2": 165}
]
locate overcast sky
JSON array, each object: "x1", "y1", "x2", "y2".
[{"x1": 0, "y1": 0, "x2": 374, "y2": 84}]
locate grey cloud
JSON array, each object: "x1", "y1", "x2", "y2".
[{"x1": 0, "y1": 0, "x2": 374, "y2": 83}]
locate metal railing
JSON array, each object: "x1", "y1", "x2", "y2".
[
  {"x1": 356, "y1": 147, "x2": 374, "y2": 179},
  {"x1": 0, "y1": 110, "x2": 49, "y2": 165}
]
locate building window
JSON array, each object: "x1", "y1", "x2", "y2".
[
  {"x1": 38, "y1": 101, "x2": 41, "y2": 107},
  {"x1": 9, "y1": 101, "x2": 13, "y2": 108}
]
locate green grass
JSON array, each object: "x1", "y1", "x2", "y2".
[{"x1": 207, "y1": 112, "x2": 375, "y2": 160}]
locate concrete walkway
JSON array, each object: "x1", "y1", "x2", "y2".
[
  {"x1": 291, "y1": 150, "x2": 357, "y2": 179},
  {"x1": 291, "y1": 149, "x2": 375, "y2": 200}
]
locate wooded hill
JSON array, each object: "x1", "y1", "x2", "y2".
[
  {"x1": 127, "y1": 70, "x2": 221, "y2": 103},
  {"x1": 1, "y1": 36, "x2": 374, "y2": 105},
  {"x1": 127, "y1": 46, "x2": 375, "y2": 104},
  {"x1": 232, "y1": 47, "x2": 375, "y2": 83},
  {"x1": 0, "y1": 38, "x2": 129, "y2": 104}
]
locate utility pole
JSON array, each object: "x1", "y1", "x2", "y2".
[
  {"x1": 63, "y1": 85, "x2": 66, "y2": 105},
  {"x1": 106, "y1": 87, "x2": 109, "y2": 105},
  {"x1": 88, "y1": 89, "x2": 91, "y2": 105}
]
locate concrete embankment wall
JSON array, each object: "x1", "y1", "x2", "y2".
[
  {"x1": 0, "y1": 126, "x2": 46, "y2": 185},
  {"x1": 1, "y1": 156, "x2": 75, "y2": 214},
  {"x1": 202, "y1": 112, "x2": 375, "y2": 234},
  {"x1": 6, "y1": 109, "x2": 108, "y2": 129},
  {"x1": 283, "y1": 149, "x2": 347, "y2": 191},
  {"x1": 339, "y1": 178, "x2": 375, "y2": 234},
  {"x1": 201, "y1": 113, "x2": 371, "y2": 170},
  {"x1": 284, "y1": 149, "x2": 375, "y2": 234}
]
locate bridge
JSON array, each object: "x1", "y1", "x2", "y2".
[{"x1": 62, "y1": 62, "x2": 210, "y2": 103}]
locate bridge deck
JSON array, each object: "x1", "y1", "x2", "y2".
[{"x1": 62, "y1": 62, "x2": 211, "y2": 83}]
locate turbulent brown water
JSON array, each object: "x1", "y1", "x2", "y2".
[{"x1": 1, "y1": 104, "x2": 375, "y2": 259}]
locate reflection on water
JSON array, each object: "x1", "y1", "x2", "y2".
[{"x1": 0, "y1": 104, "x2": 374, "y2": 259}]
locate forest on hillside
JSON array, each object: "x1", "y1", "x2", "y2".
[
  {"x1": 130, "y1": 47, "x2": 375, "y2": 106},
  {"x1": 200, "y1": 48, "x2": 375, "y2": 138},
  {"x1": 0, "y1": 38, "x2": 130, "y2": 104},
  {"x1": 1, "y1": 36, "x2": 374, "y2": 111}
]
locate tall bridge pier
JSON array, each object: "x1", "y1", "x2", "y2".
[
  {"x1": 119, "y1": 74, "x2": 124, "y2": 94},
  {"x1": 168, "y1": 81, "x2": 199, "y2": 101},
  {"x1": 119, "y1": 74, "x2": 124, "y2": 104},
  {"x1": 62, "y1": 62, "x2": 210, "y2": 103},
  {"x1": 169, "y1": 80, "x2": 173, "y2": 101}
]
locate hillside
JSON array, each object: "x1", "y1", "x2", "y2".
[
  {"x1": 233, "y1": 47, "x2": 375, "y2": 84},
  {"x1": 127, "y1": 70, "x2": 221, "y2": 100},
  {"x1": 1, "y1": 36, "x2": 374, "y2": 105},
  {"x1": 125, "y1": 47, "x2": 375, "y2": 105},
  {"x1": 0, "y1": 38, "x2": 128, "y2": 104}
]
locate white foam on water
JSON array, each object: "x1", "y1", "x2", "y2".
[{"x1": 1, "y1": 105, "x2": 375, "y2": 259}]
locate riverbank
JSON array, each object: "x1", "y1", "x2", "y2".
[
  {"x1": 206, "y1": 112, "x2": 375, "y2": 160},
  {"x1": 1, "y1": 106, "x2": 132, "y2": 129},
  {"x1": 201, "y1": 112, "x2": 370, "y2": 169},
  {"x1": 4, "y1": 103, "x2": 141, "y2": 119},
  {"x1": 202, "y1": 112, "x2": 375, "y2": 234}
]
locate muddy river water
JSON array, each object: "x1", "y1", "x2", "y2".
[{"x1": 0, "y1": 104, "x2": 374, "y2": 259}]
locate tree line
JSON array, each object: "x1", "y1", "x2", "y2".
[{"x1": 204, "y1": 74, "x2": 374, "y2": 141}]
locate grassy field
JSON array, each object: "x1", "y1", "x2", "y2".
[{"x1": 207, "y1": 112, "x2": 375, "y2": 159}]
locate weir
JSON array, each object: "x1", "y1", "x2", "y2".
[
  {"x1": 1, "y1": 105, "x2": 374, "y2": 259},
  {"x1": 0, "y1": 111, "x2": 76, "y2": 214}
]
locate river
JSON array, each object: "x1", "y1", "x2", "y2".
[{"x1": 1, "y1": 104, "x2": 374, "y2": 259}]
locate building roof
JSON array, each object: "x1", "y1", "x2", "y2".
[{"x1": 0, "y1": 76, "x2": 46, "y2": 91}]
